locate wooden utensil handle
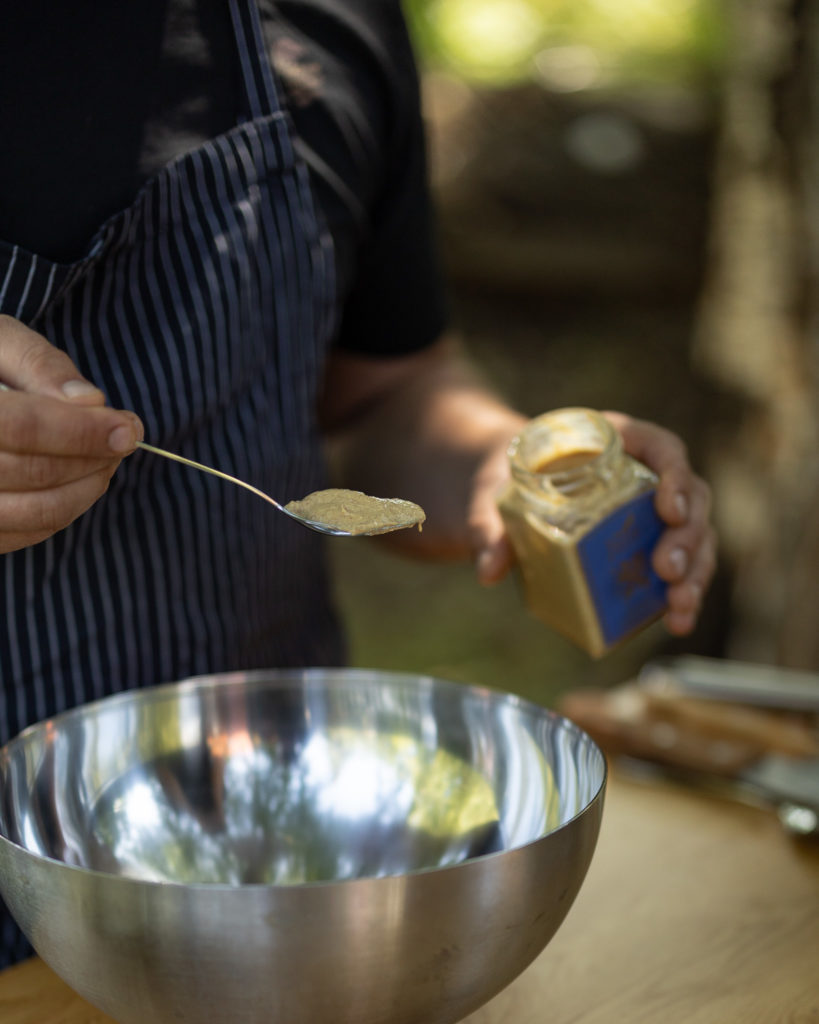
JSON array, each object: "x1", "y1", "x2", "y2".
[{"x1": 560, "y1": 688, "x2": 759, "y2": 776}]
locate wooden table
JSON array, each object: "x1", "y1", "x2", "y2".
[{"x1": 1, "y1": 770, "x2": 817, "y2": 1023}]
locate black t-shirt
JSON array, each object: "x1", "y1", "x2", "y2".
[{"x1": 0, "y1": 0, "x2": 446, "y2": 355}]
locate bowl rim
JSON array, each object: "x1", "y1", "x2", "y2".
[{"x1": 0, "y1": 668, "x2": 607, "y2": 890}]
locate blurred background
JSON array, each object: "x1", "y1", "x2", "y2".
[{"x1": 331, "y1": 0, "x2": 819, "y2": 710}]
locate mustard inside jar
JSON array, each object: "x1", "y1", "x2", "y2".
[{"x1": 497, "y1": 408, "x2": 668, "y2": 657}]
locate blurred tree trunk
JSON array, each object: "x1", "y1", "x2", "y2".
[{"x1": 694, "y1": 0, "x2": 819, "y2": 666}]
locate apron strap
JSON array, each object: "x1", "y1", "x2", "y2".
[{"x1": 228, "y1": 0, "x2": 287, "y2": 124}]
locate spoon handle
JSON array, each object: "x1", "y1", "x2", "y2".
[{"x1": 136, "y1": 441, "x2": 285, "y2": 513}]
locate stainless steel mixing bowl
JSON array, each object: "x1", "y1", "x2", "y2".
[{"x1": 0, "y1": 669, "x2": 605, "y2": 1024}]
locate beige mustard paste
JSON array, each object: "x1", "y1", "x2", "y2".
[{"x1": 285, "y1": 488, "x2": 425, "y2": 536}]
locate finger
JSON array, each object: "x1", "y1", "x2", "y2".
[
  {"x1": 651, "y1": 478, "x2": 712, "y2": 582},
  {"x1": 467, "y1": 443, "x2": 517, "y2": 585},
  {"x1": 0, "y1": 467, "x2": 118, "y2": 536},
  {"x1": 0, "y1": 315, "x2": 105, "y2": 405},
  {"x1": 469, "y1": 499, "x2": 513, "y2": 586},
  {"x1": 681, "y1": 524, "x2": 718, "y2": 596},
  {"x1": 475, "y1": 536, "x2": 514, "y2": 586},
  {"x1": 603, "y1": 411, "x2": 686, "y2": 471},
  {"x1": 663, "y1": 594, "x2": 701, "y2": 636},
  {"x1": 603, "y1": 411, "x2": 694, "y2": 526},
  {"x1": 663, "y1": 527, "x2": 717, "y2": 635},
  {"x1": 0, "y1": 450, "x2": 121, "y2": 491},
  {"x1": 652, "y1": 455, "x2": 712, "y2": 529},
  {"x1": 664, "y1": 580, "x2": 703, "y2": 636},
  {"x1": 0, "y1": 390, "x2": 144, "y2": 457}
]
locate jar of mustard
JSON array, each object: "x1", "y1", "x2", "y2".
[{"x1": 497, "y1": 407, "x2": 668, "y2": 657}]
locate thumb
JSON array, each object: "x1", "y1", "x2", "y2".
[
  {"x1": 0, "y1": 315, "x2": 106, "y2": 406},
  {"x1": 469, "y1": 487, "x2": 515, "y2": 586},
  {"x1": 468, "y1": 431, "x2": 523, "y2": 586},
  {"x1": 475, "y1": 535, "x2": 515, "y2": 586}
]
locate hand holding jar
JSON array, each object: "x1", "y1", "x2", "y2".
[{"x1": 470, "y1": 407, "x2": 715, "y2": 656}]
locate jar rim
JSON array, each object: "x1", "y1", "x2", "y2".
[{"x1": 507, "y1": 407, "x2": 620, "y2": 490}]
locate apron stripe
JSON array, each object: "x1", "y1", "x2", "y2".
[
  {"x1": 165, "y1": 168, "x2": 221, "y2": 417},
  {"x1": 30, "y1": 261, "x2": 58, "y2": 326},
  {"x1": 139, "y1": 183, "x2": 192, "y2": 429},
  {"x1": 2, "y1": 567, "x2": 25, "y2": 736},
  {"x1": 153, "y1": 171, "x2": 205, "y2": 424},
  {"x1": 231, "y1": 0, "x2": 298, "y2": 174},
  {"x1": 23, "y1": 548, "x2": 47, "y2": 721},
  {"x1": 230, "y1": 0, "x2": 270, "y2": 122},
  {"x1": 163, "y1": 178, "x2": 237, "y2": 667},
  {"x1": 0, "y1": 246, "x2": 19, "y2": 310},
  {"x1": 13, "y1": 254, "x2": 38, "y2": 320},
  {"x1": 228, "y1": 0, "x2": 286, "y2": 132},
  {"x1": 138, "y1": 185, "x2": 205, "y2": 671},
  {"x1": 153, "y1": 172, "x2": 230, "y2": 667}
]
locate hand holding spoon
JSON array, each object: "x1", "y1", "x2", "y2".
[{"x1": 0, "y1": 384, "x2": 424, "y2": 536}]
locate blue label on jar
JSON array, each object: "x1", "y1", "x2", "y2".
[{"x1": 577, "y1": 490, "x2": 667, "y2": 649}]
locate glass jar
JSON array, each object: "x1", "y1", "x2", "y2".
[{"x1": 497, "y1": 408, "x2": 668, "y2": 657}]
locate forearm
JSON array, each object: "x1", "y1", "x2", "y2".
[{"x1": 323, "y1": 337, "x2": 525, "y2": 560}]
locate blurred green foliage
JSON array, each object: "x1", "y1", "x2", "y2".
[{"x1": 403, "y1": 0, "x2": 726, "y2": 87}]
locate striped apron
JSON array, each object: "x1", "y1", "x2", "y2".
[{"x1": 0, "y1": 0, "x2": 343, "y2": 964}]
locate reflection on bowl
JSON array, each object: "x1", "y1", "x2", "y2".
[{"x1": 0, "y1": 669, "x2": 605, "y2": 1024}]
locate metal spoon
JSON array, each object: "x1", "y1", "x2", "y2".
[
  {"x1": 136, "y1": 441, "x2": 391, "y2": 537},
  {"x1": 136, "y1": 442, "x2": 358, "y2": 536},
  {"x1": 0, "y1": 383, "x2": 424, "y2": 536}
]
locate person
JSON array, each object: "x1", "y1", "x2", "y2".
[{"x1": 0, "y1": 0, "x2": 715, "y2": 967}]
